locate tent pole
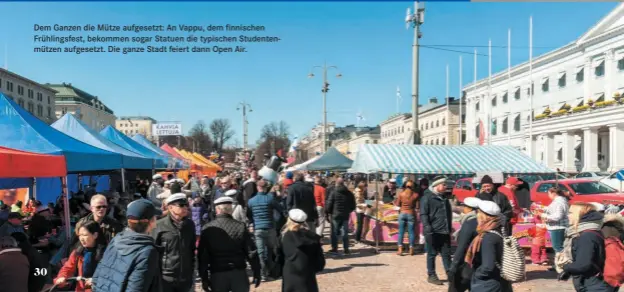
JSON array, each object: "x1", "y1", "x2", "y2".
[
  {"x1": 373, "y1": 173, "x2": 380, "y2": 254},
  {"x1": 62, "y1": 177, "x2": 71, "y2": 241},
  {"x1": 121, "y1": 168, "x2": 126, "y2": 193},
  {"x1": 32, "y1": 178, "x2": 37, "y2": 200}
]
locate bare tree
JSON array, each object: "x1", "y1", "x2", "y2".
[
  {"x1": 188, "y1": 120, "x2": 213, "y2": 155},
  {"x1": 254, "y1": 121, "x2": 292, "y2": 167},
  {"x1": 259, "y1": 121, "x2": 290, "y2": 141},
  {"x1": 209, "y1": 118, "x2": 235, "y2": 151}
]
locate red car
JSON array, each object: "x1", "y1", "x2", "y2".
[
  {"x1": 531, "y1": 179, "x2": 624, "y2": 206},
  {"x1": 452, "y1": 178, "x2": 479, "y2": 203}
]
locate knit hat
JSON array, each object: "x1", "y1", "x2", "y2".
[
  {"x1": 431, "y1": 177, "x2": 448, "y2": 188},
  {"x1": 286, "y1": 172, "x2": 294, "y2": 179},
  {"x1": 480, "y1": 175, "x2": 494, "y2": 185}
]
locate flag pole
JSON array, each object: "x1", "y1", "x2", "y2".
[
  {"x1": 446, "y1": 64, "x2": 450, "y2": 100},
  {"x1": 529, "y1": 16, "x2": 534, "y2": 158},
  {"x1": 459, "y1": 55, "x2": 463, "y2": 145},
  {"x1": 488, "y1": 39, "x2": 492, "y2": 146}
]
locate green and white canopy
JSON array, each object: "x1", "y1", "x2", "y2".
[{"x1": 349, "y1": 144, "x2": 554, "y2": 175}]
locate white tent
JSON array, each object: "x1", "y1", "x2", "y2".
[{"x1": 284, "y1": 155, "x2": 321, "y2": 172}]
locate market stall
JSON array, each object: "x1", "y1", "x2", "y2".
[
  {"x1": 348, "y1": 144, "x2": 555, "y2": 248},
  {"x1": 306, "y1": 147, "x2": 353, "y2": 171}
]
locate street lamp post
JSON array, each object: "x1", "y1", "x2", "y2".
[
  {"x1": 405, "y1": 1, "x2": 425, "y2": 145},
  {"x1": 237, "y1": 102, "x2": 252, "y2": 150},
  {"x1": 308, "y1": 62, "x2": 342, "y2": 153}
]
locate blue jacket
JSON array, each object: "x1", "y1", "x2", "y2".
[
  {"x1": 92, "y1": 229, "x2": 162, "y2": 292},
  {"x1": 247, "y1": 192, "x2": 283, "y2": 230}
]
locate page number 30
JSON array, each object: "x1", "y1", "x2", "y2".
[{"x1": 34, "y1": 268, "x2": 48, "y2": 276}]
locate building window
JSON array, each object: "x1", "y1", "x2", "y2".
[
  {"x1": 595, "y1": 61, "x2": 605, "y2": 77},
  {"x1": 460, "y1": 115, "x2": 465, "y2": 123},
  {"x1": 475, "y1": 101, "x2": 480, "y2": 112},
  {"x1": 558, "y1": 72, "x2": 566, "y2": 88},
  {"x1": 436, "y1": 120, "x2": 440, "y2": 127},
  {"x1": 514, "y1": 88, "x2": 520, "y2": 100},
  {"x1": 502, "y1": 92, "x2": 508, "y2": 103},
  {"x1": 365, "y1": 140, "x2": 370, "y2": 144},
  {"x1": 47, "y1": 96, "x2": 51, "y2": 104},
  {"x1": 618, "y1": 58, "x2": 624, "y2": 70},
  {"x1": 17, "y1": 85, "x2": 23, "y2": 95},
  {"x1": 0, "y1": 78, "x2": 2, "y2": 89},
  {"x1": 491, "y1": 119, "x2": 497, "y2": 136},
  {"x1": 47, "y1": 107, "x2": 52, "y2": 118},
  {"x1": 373, "y1": 140, "x2": 378, "y2": 144},
  {"x1": 513, "y1": 115, "x2": 520, "y2": 131},
  {"x1": 576, "y1": 68, "x2": 584, "y2": 82},
  {"x1": 27, "y1": 102, "x2": 34, "y2": 113},
  {"x1": 27, "y1": 89, "x2": 33, "y2": 98},
  {"x1": 461, "y1": 133, "x2": 466, "y2": 144},
  {"x1": 441, "y1": 138, "x2": 445, "y2": 145},
  {"x1": 502, "y1": 117, "x2": 508, "y2": 134},
  {"x1": 6, "y1": 81, "x2": 13, "y2": 92},
  {"x1": 37, "y1": 105, "x2": 43, "y2": 117},
  {"x1": 18, "y1": 99, "x2": 24, "y2": 108},
  {"x1": 37, "y1": 92, "x2": 43, "y2": 102},
  {"x1": 442, "y1": 118, "x2": 446, "y2": 125},
  {"x1": 475, "y1": 124, "x2": 480, "y2": 139},
  {"x1": 542, "y1": 78, "x2": 549, "y2": 92},
  {"x1": 435, "y1": 139, "x2": 439, "y2": 145},
  {"x1": 491, "y1": 96, "x2": 497, "y2": 107}
]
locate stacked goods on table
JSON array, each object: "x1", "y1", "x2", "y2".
[{"x1": 363, "y1": 201, "x2": 400, "y2": 222}]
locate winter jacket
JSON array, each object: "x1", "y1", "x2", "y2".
[
  {"x1": 476, "y1": 191, "x2": 513, "y2": 235},
  {"x1": 449, "y1": 217, "x2": 478, "y2": 274},
  {"x1": 92, "y1": 229, "x2": 162, "y2": 292},
  {"x1": 497, "y1": 186, "x2": 522, "y2": 223},
  {"x1": 147, "y1": 183, "x2": 163, "y2": 203},
  {"x1": 0, "y1": 221, "x2": 25, "y2": 237},
  {"x1": 0, "y1": 248, "x2": 29, "y2": 292},
  {"x1": 325, "y1": 185, "x2": 356, "y2": 221},
  {"x1": 420, "y1": 189, "x2": 452, "y2": 235},
  {"x1": 313, "y1": 185, "x2": 326, "y2": 208},
  {"x1": 563, "y1": 211, "x2": 612, "y2": 292},
  {"x1": 198, "y1": 214, "x2": 260, "y2": 283},
  {"x1": 287, "y1": 181, "x2": 318, "y2": 222},
  {"x1": 151, "y1": 216, "x2": 196, "y2": 288},
  {"x1": 55, "y1": 250, "x2": 95, "y2": 292},
  {"x1": 191, "y1": 203, "x2": 207, "y2": 236},
  {"x1": 247, "y1": 192, "x2": 283, "y2": 230},
  {"x1": 279, "y1": 229, "x2": 325, "y2": 292},
  {"x1": 470, "y1": 229, "x2": 512, "y2": 292}
]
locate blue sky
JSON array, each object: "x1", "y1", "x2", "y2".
[{"x1": 0, "y1": 2, "x2": 617, "y2": 146}]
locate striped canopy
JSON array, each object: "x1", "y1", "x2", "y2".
[{"x1": 349, "y1": 144, "x2": 554, "y2": 175}]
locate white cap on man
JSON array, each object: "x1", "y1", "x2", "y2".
[
  {"x1": 214, "y1": 197, "x2": 233, "y2": 206},
  {"x1": 478, "y1": 200, "x2": 501, "y2": 216},
  {"x1": 165, "y1": 193, "x2": 187, "y2": 205},
  {"x1": 463, "y1": 197, "x2": 481, "y2": 209},
  {"x1": 153, "y1": 174, "x2": 162, "y2": 180},
  {"x1": 225, "y1": 189, "x2": 238, "y2": 197}
]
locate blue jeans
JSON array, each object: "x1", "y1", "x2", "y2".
[
  {"x1": 397, "y1": 213, "x2": 415, "y2": 247},
  {"x1": 549, "y1": 229, "x2": 565, "y2": 253},
  {"x1": 254, "y1": 229, "x2": 278, "y2": 276},
  {"x1": 331, "y1": 218, "x2": 350, "y2": 251}
]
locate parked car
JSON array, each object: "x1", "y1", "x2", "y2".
[
  {"x1": 520, "y1": 173, "x2": 567, "y2": 188},
  {"x1": 574, "y1": 171, "x2": 611, "y2": 180},
  {"x1": 531, "y1": 179, "x2": 624, "y2": 206},
  {"x1": 601, "y1": 170, "x2": 624, "y2": 191},
  {"x1": 452, "y1": 178, "x2": 479, "y2": 203}
]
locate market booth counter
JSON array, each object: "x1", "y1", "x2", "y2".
[{"x1": 347, "y1": 144, "x2": 556, "y2": 250}]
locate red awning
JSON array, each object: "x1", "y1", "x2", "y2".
[
  {"x1": 161, "y1": 143, "x2": 186, "y2": 160},
  {"x1": 0, "y1": 146, "x2": 67, "y2": 178}
]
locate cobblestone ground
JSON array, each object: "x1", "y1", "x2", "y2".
[{"x1": 194, "y1": 241, "x2": 575, "y2": 292}]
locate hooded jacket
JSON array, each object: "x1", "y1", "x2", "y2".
[
  {"x1": 92, "y1": 229, "x2": 162, "y2": 292},
  {"x1": 563, "y1": 211, "x2": 612, "y2": 292}
]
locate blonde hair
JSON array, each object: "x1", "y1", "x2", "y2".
[
  {"x1": 568, "y1": 202, "x2": 595, "y2": 231},
  {"x1": 281, "y1": 218, "x2": 308, "y2": 237},
  {"x1": 90, "y1": 194, "x2": 107, "y2": 205}
]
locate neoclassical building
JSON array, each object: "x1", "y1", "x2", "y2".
[{"x1": 464, "y1": 4, "x2": 624, "y2": 173}]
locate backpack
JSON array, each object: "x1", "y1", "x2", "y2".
[
  {"x1": 587, "y1": 230, "x2": 624, "y2": 287},
  {"x1": 489, "y1": 229, "x2": 526, "y2": 282}
]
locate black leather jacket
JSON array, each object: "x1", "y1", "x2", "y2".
[
  {"x1": 198, "y1": 214, "x2": 260, "y2": 282},
  {"x1": 151, "y1": 215, "x2": 196, "y2": 285}
]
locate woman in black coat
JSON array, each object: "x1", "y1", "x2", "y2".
[
  {"x1": 279, "y1": 209, "x2": 325, "y2": 292},
  {"x1": 465, "y1": 200, "x2": 513, "y2": 292},
  {"x1": 448, "y1": 198, "x2": 480, "y2": 292},
  {"x1": 560, "y1": 203, "x2": 616, "y2": 292}
]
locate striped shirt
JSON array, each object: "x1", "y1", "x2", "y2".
[{"x1": 544, "y1": 196, "x2": 569, "y2": 230}]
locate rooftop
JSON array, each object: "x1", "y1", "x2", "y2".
[
  {"x1": 46, "y1": 83, "x2": 114, "y2": 115},
  {"x1": 118, "y1": 116, "x2": 157, "y2": 123},
  {"x1": 0, "y1": 68, "x2": 57, "y2": 93}
]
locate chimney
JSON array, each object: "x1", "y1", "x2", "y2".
[
  {"x1": 446, "y1": 97, "x2": 455, "y2": 103},
  {"x1": 429, "y1": 97, "x2": 438, "y2": 104}
]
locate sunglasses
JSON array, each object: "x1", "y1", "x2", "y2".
[
  {"x1": 94, "y1": 205, "x2": 108, "y2": 210},
  {"x1": 174, "y1": 203, "x2": 189, "y2": 207}
]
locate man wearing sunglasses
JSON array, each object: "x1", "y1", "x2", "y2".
[
  {"x1": 75, "y1": 194, "x2": 123, "y2": 245},
  {"x1": 151, "y1": 193, "x2": 196, "y2": 292}
]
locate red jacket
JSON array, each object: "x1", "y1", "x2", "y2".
[
  {"x1": 55, "y1": 250, "x2": 91, "y2": 292},
  {"x1": 314, "y1": 185, "x2": 326, "y2": 208},
  {"x1": 498, "y1": 185, "x2": 522, "y2": 224}
]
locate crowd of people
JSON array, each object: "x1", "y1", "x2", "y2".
[{"x1": 0, "y1": 169, "x2": 623, "y2": 292}]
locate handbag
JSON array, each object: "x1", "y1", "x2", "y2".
[{"x1": 489, "y1": 228, "x2": 526, "y2": 282}]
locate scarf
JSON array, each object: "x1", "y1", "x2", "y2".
[
  {"x1": 453, "y1": 211, "x2": 477, "y2": 241},
  {"x1": 555, "y1": 220, "x2": 603, "y2": 273},
  {"x1": 82, "y1": 248, "x2": 96, "y2": 278},
  {"x1": 464, "y1": 215, "x2": 501, "y2": 267}
]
